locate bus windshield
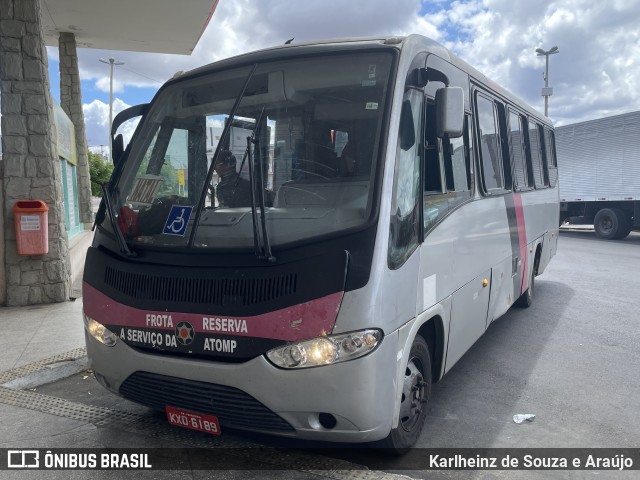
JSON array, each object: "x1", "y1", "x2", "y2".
[{"x1": 107, "y1": 51, "x2": 393, "y2": 251}]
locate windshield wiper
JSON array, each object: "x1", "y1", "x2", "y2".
[
  {"x1": 188, "y1": 64, "x2": 258, "y2": 248},
  {"x1": 101, "y1": 184, "x2": 136, "y2": 257},
  {"x1": 245, "y1": 108, "x2": 275, "y2": 262}
]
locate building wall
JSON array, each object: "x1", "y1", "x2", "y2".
[
  {"x1": 0, "y1": 0, "x2": 71, "y2": 305},
  {"x1": 0, "y1": 163, "x2": 5, "y2": 305}
]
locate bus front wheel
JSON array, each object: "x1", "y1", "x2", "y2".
[{"x1": 380, "y1": 335, "x2": 431, "y2": 453}]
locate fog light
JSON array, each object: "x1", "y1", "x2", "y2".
[
  {"x1": 318, "y1": 412, "x2": 337, "y2": 429},
  {"x1": 83, "y1": 313, "x2": 118, "y2": 347}
]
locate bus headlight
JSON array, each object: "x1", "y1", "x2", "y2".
[
  {"x1": 266, "y1": 329, "x2": 382, "y2": 369},
  {"x1": 83, "y1": 313, "x2": 118, "y2": 347}
]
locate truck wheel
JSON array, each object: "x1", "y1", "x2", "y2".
[
  {"x1": 594, "y1": 208, "x2": 625, "y2": 240},
  {"x1": 379, "y1": 335, "x2": 431, "y2": 453},
  {"x1": 611, "y1": 208, "x2": 631, "y2": 240}
]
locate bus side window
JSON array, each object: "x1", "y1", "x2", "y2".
[
  {"x1": 537, "y1": 123, "x2": 550, "y2": 187},
  {"x1": 544, "y1": 127, "x2": 557, "y2": 167},
  {"x1": 424, "y1": 101, "x2": 443, "y2": 193},
  {"x1": 423, "y1": 101, "x2": 449, "y2": 233},
  {"x1": 442, "y1": 114, "x2": 472, "y2": 210},
  {"x1": 528, "y1": 119, "x2": 547, "y2": 188},
  {"x1": 423, "y1": 108, "x2": 473, "y2": 233},
  {"x1": 509, "y1": 111, "x2": 529, "y2": 190},
  {"x1": 543, "y1": 127, "x2": 558, "y2": 187},
  {"x1": 388, "y1": 91, "x2": 422, "y2": 269},
  {"x1": 476, "y1": 94, "x2": 505, "y2": 193}
]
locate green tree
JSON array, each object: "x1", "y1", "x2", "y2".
[{"x1": 88, "y1": 152, "x2": 114, "y2": 196}]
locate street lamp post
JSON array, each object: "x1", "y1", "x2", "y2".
[
  {"x1": 99, "y1": 57, "x2": 124, "y2": 162},
  {"x1": 535, "y1": 46, "x2": 559, "y2": 117}
]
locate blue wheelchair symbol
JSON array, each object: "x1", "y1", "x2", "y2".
[{"x1": 163, "y1": 205, "x2": 193, "y2": 237}]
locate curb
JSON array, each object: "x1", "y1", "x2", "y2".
[
  {"x1": 0, "y1": 347, "x2": 87, "y2": 387},
  {"x1": 1, "y1": 356, "x2": 87, "y2": 390}
]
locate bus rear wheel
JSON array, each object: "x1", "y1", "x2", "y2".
[
  {"x1": 379, "y1": 335, "x2": 431, "y2": 453},
  {"x1": 515, "y1": 266, "x2": 534, "y2": 308}
]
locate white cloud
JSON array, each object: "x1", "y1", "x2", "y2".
[
  {"x1": 83, "y1": 98, "x2": 138, "y2": 147},
  {"x1": 95, "y1": 77, "x2": 125, "y2": 94},
  {"x1": 433, "y1": 0, "x2": 640, "y2": 124}
]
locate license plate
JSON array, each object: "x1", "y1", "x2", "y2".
[{"x1": 165, "y1": 406, "x2": 221, "y2": 435}]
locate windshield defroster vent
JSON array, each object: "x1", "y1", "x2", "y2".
[{"x1": 104, "y1": 266, "x2": 297, "y2": 307}]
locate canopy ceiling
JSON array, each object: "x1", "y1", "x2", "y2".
[{"x1": 41, "y1": 0, "x2": 218, "y2": 54}]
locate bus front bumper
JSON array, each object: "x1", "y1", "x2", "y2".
[{"x1": 85, "y1": 329, "x2": 400, "y2": 443}]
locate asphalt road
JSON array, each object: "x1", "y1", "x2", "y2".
[
  {"x1": 402, "y1": 229, "x2": 640, "y2": 477},
  {"x1": 421, "y1": 230, "x2": 640, "y2": 447},
  {"x1": 11, "y1": 230, "x2": 640, "y2": 478}
]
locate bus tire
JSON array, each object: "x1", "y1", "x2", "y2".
[
  {"x1": 515, "y1": 266, "x2": 534, "y2": 308},
  {"x1": 594, "y1": 208, "x2": 625, "y2": 240},
  {"x1": 379, "y1": 335, "x2": 431, "y2": 453}
]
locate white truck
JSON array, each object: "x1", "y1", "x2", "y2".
[{"x1": 556, "y1": 110, "x2": 640, "y2": 239}]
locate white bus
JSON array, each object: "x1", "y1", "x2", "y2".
[{"x1": 84, "y1": 34, "x2": 559, "y2": 450}]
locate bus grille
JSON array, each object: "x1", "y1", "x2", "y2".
[
  {"x1": 104, "y1": 266, "x2": 297, "y2": 306},
  {"x1": 120, "y1": 372, "x2": 294, "y2": 433}
]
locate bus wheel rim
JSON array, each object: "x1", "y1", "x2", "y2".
[{"x1": 399, "y1": 360, "x2": 425, "y2": 432}]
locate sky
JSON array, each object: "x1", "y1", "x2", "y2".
[{"x1": 41, "y1": 0, "x2": 640, "y2": 150}]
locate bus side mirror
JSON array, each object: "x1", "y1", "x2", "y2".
[
  {"x1": 436, "y1": 87, "x2": 464, "y2": 138},
  {"x1": 110, "y1": 103, "x2": 148, "y2": 167},
  {"x1": 111, "y1": 103, "x2": 149, "y2": 138}
]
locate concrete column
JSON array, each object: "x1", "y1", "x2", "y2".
[
  {"x1": 0, "y1": 0, "x2": 72, "y2": 305},
  {"x1": 0, "y1": 161, "x2": 5, "y2": 306},
  {"x1": 59, "y1": 32, "x2": 93, "y2": 225}
]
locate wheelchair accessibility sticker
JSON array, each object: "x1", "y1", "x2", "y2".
[{"x1": 163, "y1": 205, "x2": 193, "y2": 236}]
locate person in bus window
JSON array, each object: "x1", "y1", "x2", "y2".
[{"x1": 214, "y1": 150, "x2": 252, "y2": 208}]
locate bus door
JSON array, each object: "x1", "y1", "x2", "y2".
[{"x1": 416, "y1": 56, "x2": 490, "y2": 373}]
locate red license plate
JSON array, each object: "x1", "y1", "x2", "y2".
[{"x1": 166, "y1": 406, "x2": 221, "y2": 435}]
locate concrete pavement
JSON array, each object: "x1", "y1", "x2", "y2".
[{"x1": 0, "y1": 298, "x2": 85, "y2": 373}]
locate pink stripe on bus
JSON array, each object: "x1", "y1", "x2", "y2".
[
  {"x1": 513, "y1": 193, "x2": 528, "y2": 294},
  {"x1": 83, "y1": 282, "x2": 343, "y2": 342}
]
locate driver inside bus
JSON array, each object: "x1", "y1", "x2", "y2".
[{"x1": 214, "y1": 150, "x2": 252, "y2": 208}]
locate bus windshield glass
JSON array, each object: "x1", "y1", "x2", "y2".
[{"x1": 107, "y1": 52, "x2": 393, "y2": 250}]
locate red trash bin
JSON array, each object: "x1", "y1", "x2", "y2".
[{"x1": 13, "y1": 200, "x2": 49, "y2": 256}]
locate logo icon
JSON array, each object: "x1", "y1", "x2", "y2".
[
  {"x1": 163, "y1": 205, "x2": 193, "y2": 237},
  {"x1": 7, "y1": 450, "x2": 39, "y2": 468},
  {"x1": 175, "y1": 321, "x2": 195, "y2": 346}
]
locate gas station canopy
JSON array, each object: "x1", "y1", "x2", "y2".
[{"x1": 41, "y1": 0, "x2": 218, "y2": 54}]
